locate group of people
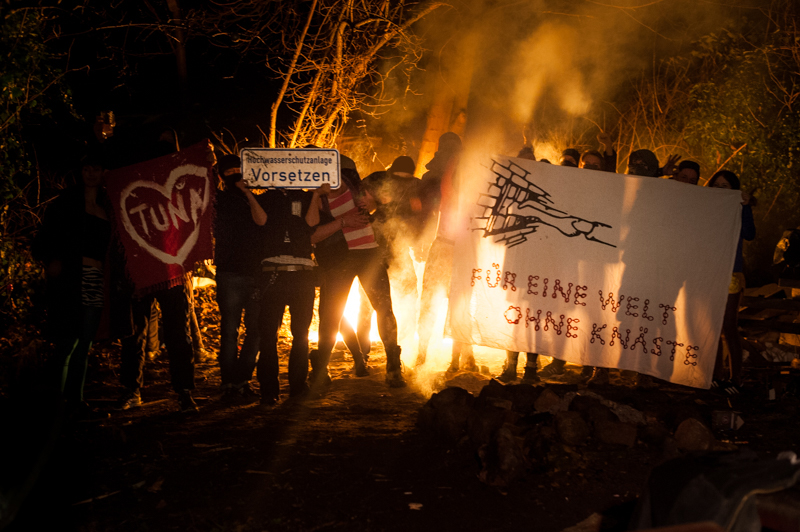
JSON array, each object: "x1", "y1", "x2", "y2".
[
  {"x1": 33, "y1": 113, "x2": 757, "y2": 416},
  {"x1": 497, "y1": 135, "x2": 755, "y2": 394}
]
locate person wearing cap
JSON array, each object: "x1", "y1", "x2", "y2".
[
  {"x1": 214, "y1": 154, "x2": 267, "y2": 401},
  {"x1": 309, "y1": 155, "x2": 406, "y2": 388},
  {"x1": 33, "y1": 150, "x2": 112, "y2": 417}
]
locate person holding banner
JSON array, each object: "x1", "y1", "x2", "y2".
[
  {"x1": 254, "y1": 179, "x2": 318, "y2": 405},
  {"x1": 107, "y1": 139, "x2": 216, "y2": 414},
  {"x1": 309, "y1": 155, "x2": 406, "y2": 388},
  {"x1": 709, "y1": 170, "x2": 756, "y2": 394}
]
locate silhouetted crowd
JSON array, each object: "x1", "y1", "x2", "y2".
[{"x1": 33, "y1": 112, "x2": 769, "y2": 417}]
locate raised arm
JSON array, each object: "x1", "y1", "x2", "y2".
[{"x1": 235, "y1": 180, "x2": 267, "y2": 226}]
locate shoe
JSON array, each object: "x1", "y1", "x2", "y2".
[
  {"x1": 587, "y1": 367, "x2": 610, "y2": 386},
  {"x1": 260, "y1": 394, "x2": 278, "y2": 407},
  {"x1": 289, "y1": 384, "x2": 310, "y2": 400},
  {"x1": 521, "y1": 367, "x2": 540, "y2": 384},
  {"x1": 414, "y1": 353, "x2": 427, "y2": 368},
  {"x1": 355, "y1": 365, "x2": 370, "y2": 377},
  {"x1": 308, "y1": 349, "x2": 321, "y2": 371},
  {"x1": 114, "y1": 389, "x2": 142, "y2": 411},
  {"x1": 497, "y1": 365, "x2": 517, "y2": 383},
  {"x1": 385, "y1": 368, "x2": 407, "y2": 388},
  {"x1": 539, "y1": 359, "x2": 566, "y2": 379},
  {"x1": 220, "y1": 387, "x2": 239, "y2": 402},
  {"x1": 461, "y1": 356, "x2": 479, "y2": 373},
  {"x1": 194, "y1": 348, "x2": 212, "y2": 364},
  {"x1": 178, "y1": 390, "x2": 198, "y2": 413},
  {"x1": 714, "y1": 380, "x2": 741, "y2": 395},
  {"x1": 446, "y1": 362, "x2": 459, "y2": 374},
  {"x1": 385, "y1": 346, "x2": 407, "y2": 388},
  {"x1": 238, "y1": 383, "x2": 259, "y2": 401},
  {"x1": 579, "y1": 366, "x2": 595, "y2": 382}
]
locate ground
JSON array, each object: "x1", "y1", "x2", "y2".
[{"x1": 2, "y1": 287, "x2": 800, "y2": 532}]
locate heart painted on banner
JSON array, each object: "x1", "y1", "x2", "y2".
[{"x1": 120, "y1": 164, "x2": 211, "y2": 265}]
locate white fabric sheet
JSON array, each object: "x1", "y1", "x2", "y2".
[{"x1": 448, "y1": 157, "x2": 743, "y2": 388}]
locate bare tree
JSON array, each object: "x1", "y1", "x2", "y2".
[{"x1": 203, "y1": 0, "x2": 444, "y2": 148}]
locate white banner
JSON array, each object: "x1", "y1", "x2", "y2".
[
  {"x1": 448, "y1": 156, "x2": 743, "y2": 388},
  {"x1": 241, "y1": 148, "x2": 340, "y2": 189}
]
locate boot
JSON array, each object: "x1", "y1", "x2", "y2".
[
  {"x1": 539, "y1": 358, "x2": 567, "y2": 379},
  {"x1": 521, "y1": 366, "x2": 540, "y2": 384},
  {"x1": 587, "y1": 367, "x2": 609, "y2": 386},
  {"x1": 385, "y1": 346, "x2": 406, "y2": 388},
  {"x1": 353, "y1": 350, "x2": 370, "y2": 377},
  {"x1": 579, "y1": 365, "x2": 595, "y2": 382},
  {"x1": 497, "y1": 351, "x2": 519, "y2": 383},
  {"x1": 451, "y1": 342, "x2": 478, "y2": 373},
  {"x1": 308, "y1": 349, "x2": 332, "y2": 388}
]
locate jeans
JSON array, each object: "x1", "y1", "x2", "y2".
[
  {"x1": 54, "y1": 305, "x2": 103, "y2": 403},
  {"x1": 257, "y1": 269, "x2": 316, "y2": 398},
  {"x1": 120, "y1": 282, "x2": 195, "y2": 392},
  {"x1": 317, "y1": 249, "x2": 398, "y2": 372},
  {"x1": 216, "y1": 271, "x2": 260, "y2": 386}
]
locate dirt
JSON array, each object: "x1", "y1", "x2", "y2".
[{"x1": 3, "y1": 290, "x2": 800, "y2": 532}]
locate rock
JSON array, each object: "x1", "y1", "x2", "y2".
[
  {"x1": 560, "y1": 512, "x2": 603, "y2": 532},
  {"x1": 523, "y1": 423, "x2": 555, "y2": 470},
  {"x1": 475, "y1": 379, "x2": 514, "y2": 407},
  {"x1": 477, "y1": 423, "x2": 527, "y2": 486},
  {"x1": 570, "y1": 395, "x2": 617, "y2": 426},
  {"x1": 444, "y1": 372, "x2": 492, "y2": 395},
  {"x1": 574, "y1": 390, "x2": 646, "y2": 425},
  {"x1": 661, "y1": 436, "x2": 681, "y2": 460},
  {"x1": 594, "y1": 420, "x2": 637, "y2": 447},
  {"x1": 639, "y1": 419, "x2": 670, "y2": 445},
  {"x1": 467, "y1": 406, "x2": 518, "y2": 446},
  {"x1": 674, "y1": 418, "x2": 714, "y2": 451},
  {"x1": 417, "y1": 386, "x2": 475, "y2": 441},
  {"x1": 508, "y1": 384, "x2": 541, "y2": 414},
  {"x1": 555, "y1": 411, "x2": 591, "y2": 446},
  {"x1": 535, "y1": 387, "x2": 563, "y2": 413}
]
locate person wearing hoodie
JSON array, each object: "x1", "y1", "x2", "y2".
[
  {"x1": 310, "y1": 155, "x2": 406, "y2": 388},
  {"x1": 213, "y1": 154, "x2": 266, "y2": 401}
]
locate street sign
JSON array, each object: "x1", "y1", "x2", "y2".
[{"x1": 240, "y1": 148, "x2": 340, "y2": 189}]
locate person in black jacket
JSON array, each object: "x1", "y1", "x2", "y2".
[
  {"x1": 214, "y1": 154, "x2": 267, "y2": 400},
  {"x1": 254, "y1": 181, "x2": 319, "y2": 404},
  {"x1": 33, "y1": 152, "x2": 112, "y2": 415}
]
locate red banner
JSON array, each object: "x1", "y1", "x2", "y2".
[{"x1": 106, "y1": 140, "x2": 216, "y2": 291}]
